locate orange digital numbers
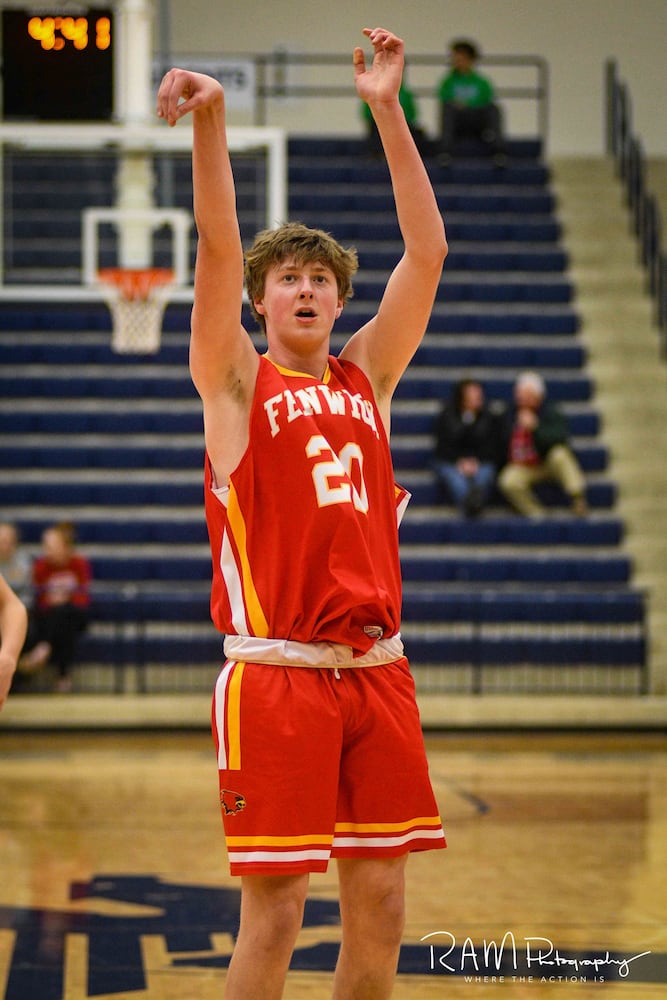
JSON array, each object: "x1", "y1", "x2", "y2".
[
  {"x1": 27, "y1": 15, "x2": 111, "y2": 51},
  {"x1": 96, "y1": 17, "x2": 111, "y2": 51}
]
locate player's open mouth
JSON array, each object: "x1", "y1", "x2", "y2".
[{"x1": 296, "y1": 308, "x2": 316, "y2": 318}]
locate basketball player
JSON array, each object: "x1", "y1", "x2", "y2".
[
  {"x1": 0, "y1": 574, "x2": 28, "y2": 712},
  {"x1": 157, "y1": 26, "x2": 448, "y2": 1000}
]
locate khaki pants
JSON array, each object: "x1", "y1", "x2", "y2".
[{"x1": 498, "y1": 444, "x2": 586, "y2": 516}]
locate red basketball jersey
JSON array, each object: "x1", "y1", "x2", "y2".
[{"x1": 204, "y1": 354, "x2": 409, "y2": 655}]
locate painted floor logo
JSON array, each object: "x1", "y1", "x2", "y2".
[
  {"x1": 1, "y1": 877, "x2": 666, "y2": 997},
  {"x1": 0, "y1": 874, "x2": 340, "y2": 999}
]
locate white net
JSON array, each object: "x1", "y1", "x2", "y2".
[
  {"x1": 105, "y1": 293, "x2": 167, "y2": 354},
  {"x1": 99, "y1": 268, "x2": 173, "y2": 354}
]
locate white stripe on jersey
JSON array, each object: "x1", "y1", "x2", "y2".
[{"x1": 220, "y1": 529, "x2": 249, "y2": 635}]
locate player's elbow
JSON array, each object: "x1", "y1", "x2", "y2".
[
  {"x1": 418, "y1": 225, "x2": 448, "y2": 271},
  {"x1": 434, "y1": 222, "x2": 449, "y2": 263},
  {"x1": 416, "y1": 233, "x2": 448, "y2": 278},
  {"x1": 437, "y1": 232, "x2": 449, "y2": 267}
]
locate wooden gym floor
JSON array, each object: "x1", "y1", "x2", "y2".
[{"x1": 0, "y1": 728, "x2": 665, "y2": 999}]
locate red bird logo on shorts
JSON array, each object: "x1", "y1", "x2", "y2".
[{"x1": 220, "y1": 789, "x2": 246, "y2": 815}]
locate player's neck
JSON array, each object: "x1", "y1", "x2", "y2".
[{"x1": 264, "y1": 344, "x2": 329, "y2": 380}]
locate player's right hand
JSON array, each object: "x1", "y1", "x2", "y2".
[{"x1": 157, "y1": 68, "x2": 223, "y2": 126}]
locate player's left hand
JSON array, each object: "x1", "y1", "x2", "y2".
[{"x1": 353, "y1": 27, "x2": 404, "y2": 105}]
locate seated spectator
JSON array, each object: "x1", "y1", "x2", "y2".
[
  {"x1": 0, "y1": 573, "x2": 28, "y2": 712},
  {"x1": 432, "y1": 378, "x2": 508, "y2": 516},
  {"x1": 436, "y1": 38, "x2": 506, "y2": 166},
  {"x1": 18, "y1": 522, "x2": 92, "y2": 692},
  {"x1": 498, "y1": 372, "x2": 589, "y2": 517},
  {"x1": 361, "y1": 69, "x2": 429, "y2": 158}
]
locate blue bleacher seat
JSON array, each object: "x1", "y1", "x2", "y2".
[{"x1": 0, "y1": 135, "x2": 646, "y2": 690}]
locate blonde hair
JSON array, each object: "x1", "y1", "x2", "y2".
[{"x1": 244, "y1": 222, "x2": 358, "y2": 334}]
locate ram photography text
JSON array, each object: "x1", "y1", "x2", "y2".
[{"x1": 421, "y1": 930, "x2": 652, "y2": 984}]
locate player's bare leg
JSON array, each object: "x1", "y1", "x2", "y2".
[
  {"x1": 333, "y1": 855, "x2": 408, "y2": 999},
  {"x1": 224, "y1": 873, "x2": 309, "y2": 1000}
]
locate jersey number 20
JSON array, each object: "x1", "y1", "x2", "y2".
[{"x1": 306, "y1": 435, "x2": 369, "y2": 513}]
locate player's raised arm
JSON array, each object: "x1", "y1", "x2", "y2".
[
  {"x1": 341, "y1": 28, "x2": 448, "y2": 419},
  {"x1": 156, "y1": 69, "x2": 258, "y2": 406}
]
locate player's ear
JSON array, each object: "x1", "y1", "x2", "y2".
[
  {"x1": 254, "y1": 297, "x2": 266, "y2": 316},
  {"x1": 335, "y1": 299, "x2": 343, "y2": 319}
]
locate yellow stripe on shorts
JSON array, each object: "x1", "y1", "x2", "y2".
[{"x1": 226, "y1": 662, "x2": 245, "y2": 771}]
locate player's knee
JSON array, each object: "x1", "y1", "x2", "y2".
[
  {"x1": 372, "y1": 890, "x2": 405, "y2": 950},
  {"x1": 344, "y1": 860, "x2": 406, "y2": 946},
  {"x1": 241, "y1": 875, "x2": 308, "y2": 945}
]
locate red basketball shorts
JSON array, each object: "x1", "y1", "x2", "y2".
[{"x1": 212, "y1": 657, "x2": 446, "y2": 876}]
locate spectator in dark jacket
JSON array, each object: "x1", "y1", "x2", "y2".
[
  {"x1": 498, "y1": 371, "x2": 588, "y2": 516},
  {"x1": 433, "y1": 378, "x2": 507, "y2": 516}
]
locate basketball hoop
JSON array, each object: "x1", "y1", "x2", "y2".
[{"x1": 98, "y1": 267, "x2": 174, "y2": 354}]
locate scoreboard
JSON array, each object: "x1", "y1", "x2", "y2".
[{"x1": 2, "y1": 9, "x2": 114, "y2": 120}]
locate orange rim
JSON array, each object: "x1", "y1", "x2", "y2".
[{"x1": 97, "y1": 267, "x2": 174, "y2": 301}]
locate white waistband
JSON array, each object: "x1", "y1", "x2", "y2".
[{"x1": 223, "y1": 633, "x2": 404, "y2": 668}]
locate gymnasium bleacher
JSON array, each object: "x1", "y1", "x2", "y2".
[{"x1": 0, "y1": 134, "x2": 647, "y2": 695}]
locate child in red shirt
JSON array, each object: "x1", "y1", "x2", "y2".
[{"x1": 23, "y1": 522, "x2": 91, "y2": 692}]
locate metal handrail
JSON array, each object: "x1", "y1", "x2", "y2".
[
  {"x1": 606, "y1": 58, "x2": 667, "y2": 347},
  {"x1": 170, "y1": 50, "x2": 550, "y2": 151}
]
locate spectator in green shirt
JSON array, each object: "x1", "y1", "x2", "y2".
[{"x1": 436, "y1": 39, "x2": 506, "y2": 165}]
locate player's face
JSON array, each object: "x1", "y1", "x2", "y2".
[{"x1": 254, "y1": 258, "x2": 343, "y2": 348}]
